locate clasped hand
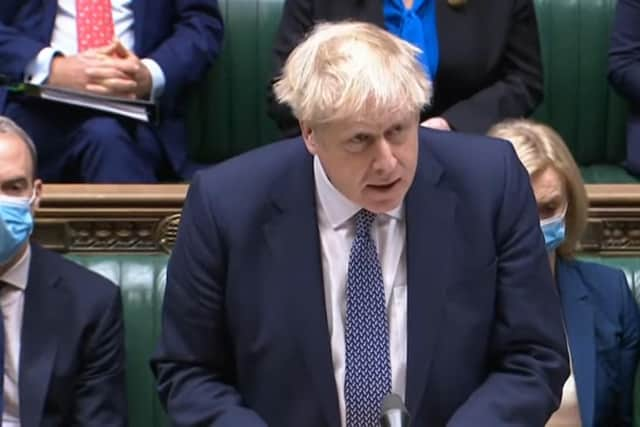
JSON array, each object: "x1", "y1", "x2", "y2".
[{"x1": 49, "y1": 40, "x2": 151, "y2": 99}]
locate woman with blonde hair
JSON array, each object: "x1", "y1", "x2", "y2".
[{"x1": 489, "y1": 119, "x2": 640, "y2": 427}]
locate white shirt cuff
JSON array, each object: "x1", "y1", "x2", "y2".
[
  {"x1": 24, "y1": 47, "x2": 59, "y2": 84},
  {"x1": 141, "y1": 58, "x2": 166, "y2": 100}
]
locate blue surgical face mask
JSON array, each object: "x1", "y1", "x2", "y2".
[
  {"x1": 540, "y1": 212, "x2": 566, "y2": 252},
  {"x1": 0, "y1": 191, "x2": 35, "y2": 264}
]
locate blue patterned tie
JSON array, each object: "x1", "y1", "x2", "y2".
[{"x1": 345, "y1": 210, "x2": 392, "y2": 427}]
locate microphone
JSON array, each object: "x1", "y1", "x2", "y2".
[{"x1": 379, "y1": 393, "x2": 410, "y2": 427}]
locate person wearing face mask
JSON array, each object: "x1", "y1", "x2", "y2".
[
  {"x1": 0, "y1": 116, "x2": 127, "y2": 426},
  {"x1": 489, "y1": 118, "x2": 640, "y2": 427}
]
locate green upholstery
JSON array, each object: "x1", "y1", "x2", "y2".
[
  {"x1": 533, "y1": 0, "x2": 628, "y2": 167},
  {"x1": 186, "y1": 0, "x2": 283, "y2": 163},
  {"x1": 59, "y1": 252, "x2": 640, "y2": 426},
  {"x1": 66, "y1": 254, "x2": 170, "y2": 427},
  {"x1": 580, "y1": 165, "x2": 639, "y2": 184},
  {"x1": 185, "y1": 0, "x2": 634, "y2": 183}
]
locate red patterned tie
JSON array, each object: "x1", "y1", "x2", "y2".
[{"x1": 76, "y1": 0, "x2": 115, "y2": 52}]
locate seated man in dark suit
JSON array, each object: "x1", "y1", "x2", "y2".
[
  {"x1": 0, "y1": 116, "x2": 126, "y2": 425},
  {"x1": 151, "y1": 22, "x2": 569, "y2": 426},
  {"x1": 0, "y1": 0, "x2": 224, "y2": 183},
  {"x1": 609, "y1": 0, "x2": 640, "y2": 176}
]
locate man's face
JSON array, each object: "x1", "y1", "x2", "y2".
[
  {"x1": 0, "y1": 132, "x2": 41, "y2": 208},
  {"x1": 301, "y1": 110, "x2": 419, "y2": 213}
]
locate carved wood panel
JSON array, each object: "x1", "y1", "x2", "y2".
[{"x1": 32, "y1": 184, "x2": 640, "y2": 255}]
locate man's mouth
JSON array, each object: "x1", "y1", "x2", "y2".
[{"x1": 368, "y1": 178, "x2": 400, "y2": 190}]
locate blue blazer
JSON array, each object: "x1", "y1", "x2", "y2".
[
  {"x1": 557, "y1": 259, "x2": 640, "y2": 427},
  {"x1": 152, "y1": 128, "x2": 569, "y2": 426},
  {"x1": 608, "y1": 0, "x2": 640, "y2": 176},
  {"x1": 0, "y1": 0, "x2": 224, "y2": 178},
  {"x1": 21, "y1": 244, "x2": 126, "y2": 427}
]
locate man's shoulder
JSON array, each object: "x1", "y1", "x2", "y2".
[
  {"x1": 418, "y1": 128, "x2": 518, "y2": 189},
  {"x1": 199, "y1": 137, "x2": 306, "y2": 177},
  {"x1": 30, "y1": 244, "x2": 119, "y2": 300},
  {"x1": 419, "y1": 128, "x2": 514, "y2": 167},
  {"x1": 193, "y1": 138, "x2": 310, "y2": 197}
]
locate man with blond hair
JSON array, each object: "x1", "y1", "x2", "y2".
[{"x1": 152, "y1": 22, "x2": 568, "y2": 426}]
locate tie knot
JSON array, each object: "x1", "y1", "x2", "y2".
[{"x1": 354, "y1": 209, "x2": 376, "y2": 237}]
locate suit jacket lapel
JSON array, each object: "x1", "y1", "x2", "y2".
[
  {"x1": 263, "y1": 146, "x2": 340, "y2": 427},
  {"x1": 557, "y1": 259, "x2": 595, "y2": 427},
  {"x1": 405, "y1": 136, "x2": 457, "y2": 419},
  {"x1": 132, "y1": 0, "x2": 147, "y2": 54},
  {"x1": 19, "y1": 245, "x2": 63, "y2": 427}
]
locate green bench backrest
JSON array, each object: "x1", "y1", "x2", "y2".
[
  {"x1": 187, "y1": 0, "x2": 283, "y2": 164},
  {"x1": 67, "y1": 255, "x2": 170, "y2": 427},
  {"x1": 533, "y1": 0, "x2": 628, "y2": 166},
  {"x1": 64, "y1": 253, "x2": 640, "y2": 426},
  {"x1": 185, "y1": 0, "x2": 631, "y2": 169}
]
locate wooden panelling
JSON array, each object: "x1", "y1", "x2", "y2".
[{"x1": 33, "y1": 184, "x2": 640, "y2": 255}]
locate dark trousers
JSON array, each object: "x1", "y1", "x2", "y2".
[{"x1": 4, "y1": 97, "x2": 173, "y2": 183}]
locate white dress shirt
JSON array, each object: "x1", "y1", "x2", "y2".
[
  {"x1": 25, "y1": 0, "x2": 166, "y2": 99},
  {"x1": 314, "y1": 156, "x2": 408, "y2": 427},
  {"x1": 0, "y1": 246, "x2": 31, "y2": 427},
  {"x1": 546, "y1": 344, "x2": 582, "y2": 427}
]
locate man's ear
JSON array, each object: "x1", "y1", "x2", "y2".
[
  {"x1": 299, "y1": 121, "x2": 317, "y2": 155},
  {"x1": 32, "y1": 179, "x2": 43, "y2": 211}
]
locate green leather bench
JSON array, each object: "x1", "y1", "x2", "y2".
[
  {"x1": 67, "y1": 254, "x2": 171, "y2": 427},
  {"x1": 187, "y1": 0, "x2": 638, "y2": 183},
  {"x1": 59, "y1": 253, "x2": 640, "y2": 426}
]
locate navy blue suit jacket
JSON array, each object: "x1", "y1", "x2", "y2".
[
  {"x1": 21, "y1": 244, "x2": 126, "y2": 427},
  {"x1": 0, "y1": 0, "x2": 223, "y2": 178},
  {"x1": 151, "y1": 128, "x2": 569, "y2": 426},
  {"x1": 557, "y1": 259, "x2": 640, "y2": 427},
  {"x1": 609, "y1": 0, "x2": 640, "y2": 175}
]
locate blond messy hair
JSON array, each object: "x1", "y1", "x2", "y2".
[
  {"x1": 488, "y1": 119, "x2": 588, "y2": 259},
  {"x1": 273, "y1": 21, "x2": 432, "y2": 125}
]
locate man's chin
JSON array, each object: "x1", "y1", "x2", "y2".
[
  {"x1": 361, "y1": 196, "x2": 403, "y2": 214},
  {"x1": 361, "y1": 186, "x2": 406, "y2": 212}
]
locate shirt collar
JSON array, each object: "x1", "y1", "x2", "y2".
[
  {"x1": 0, "y1": 244, "x2": 30, "y2": 291},
  {"x1": 313, "y1": 156, "x2": 403, "y2": 230}
]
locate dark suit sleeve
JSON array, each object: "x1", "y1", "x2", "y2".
[
  {"x1": 0, "y1": 2, "x2": 49, "y2": 81},
  {"x1": 151, "y1": 173, "x2": 268, "y2": 427},
  {"x1": 608, "y1": 0, "x2": 640, "y2": 107},
  {"x1": 441, "y1": 0, "x2": 543, "y2": 132},
  {"x1": 146, "y1": 0, "x2": 224, "y2": 102},
  {"x1": 615, "y1": 270, "x2": 640, "y2": 427},
  {"x1": 74, "y1": 287, "x2": 127, "y2": 426},
  {"x1": 447, "y1": 144, "x2": 569, "y2": 425},
  {"x1": 266, "y1": 0, "x2": 313, "y2": 137}
]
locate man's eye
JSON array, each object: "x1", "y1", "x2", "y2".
[{"x1": 351, "y1": 134, "x2": 369, "y2": 143}]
